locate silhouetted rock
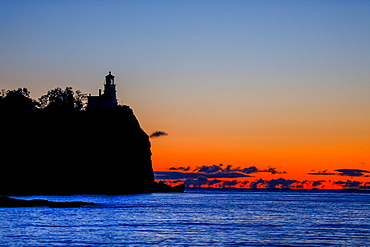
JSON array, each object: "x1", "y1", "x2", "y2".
[
  {"x1": 0, "y1": 196, "x2": 99, "y2": 208},
  {"x1": 1, "y1": 80, "x2": 184, "y2": 195},
  {"x1": 1, "y1": 106, "x2": 156, "y2": 195}
]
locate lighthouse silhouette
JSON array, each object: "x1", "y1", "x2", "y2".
[{"x1": 87, "y1": 71, "x2": 118, "y2": 109}]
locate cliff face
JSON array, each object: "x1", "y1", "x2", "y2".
[{"x1": 1, "y1": 106, "x2": 155, "y2": 195}]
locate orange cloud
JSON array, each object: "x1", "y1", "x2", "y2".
[{"x1": 154, "y1": 164, "x2": 370, "y2": 190}]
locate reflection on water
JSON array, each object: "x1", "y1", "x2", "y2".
[{"x1": 1, "y1": 189, "x2": 369, "y2": 246}]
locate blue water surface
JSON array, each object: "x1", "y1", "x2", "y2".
[{"x1": 1, "y1": 189, "x2": 369, "y2": 246}]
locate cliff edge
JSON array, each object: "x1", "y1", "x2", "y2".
[{"x1": 1, "y1": 105, "x2": 182, "y2": 195}]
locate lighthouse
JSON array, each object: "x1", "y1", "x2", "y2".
[
  {"x1": 104, "y1": 71, "x2": 117, "y2": 101},
  {"x1": 87, "y1": 71, "x2": 118, "y2": 109}
]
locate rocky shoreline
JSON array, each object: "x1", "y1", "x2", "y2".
[{"x1": 0, "y1": 196, "x2": 100, "y2": 208}]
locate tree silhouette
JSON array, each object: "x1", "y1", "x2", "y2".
[
  {"x1": 38, "y1": 87, "x2": 87, "y2": 111},
  {"x1": 0, "y1": 88, "x2": 38, "y2": 111},
  {"x1": 74, "y1": 90, "x2": 88, "y2": 111}
]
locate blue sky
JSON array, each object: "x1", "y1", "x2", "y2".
[{"x1": 2, "y1": 1, "x2": 369, "y2": 93}]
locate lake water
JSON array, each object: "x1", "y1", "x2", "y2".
[{"x1": 1, "y1": 189, "x2": 369, "y2": 246}]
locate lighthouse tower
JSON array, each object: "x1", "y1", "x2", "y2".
[
  {"x1": 104, "y1": 71, "x2": 117, "y2": 102},
  {"x1": 87, "y1": 71, "x2": 119, "y2": 109}
]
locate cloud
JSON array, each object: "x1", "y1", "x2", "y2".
[
  {"x1": 193, "y1": 164, "x2": 285, "y2": 175},
  {"x1": 184, "y1": 176, "x2": 209, "y2": 188},
  {"x1": 242, "y1": 166, "x2": 258, "y2": 174},
  {"x1": 169, "y1": 166, "x2": 190, "y2": 171},
  {"x1": 308, "y1": 169, "x2": 336, "y2": 175},
  {"x1": 250, "y1": 179, "x2": 265, "y2": 189},
  {"x1": 154, "y1": 171, "x2": 250, "y2": 180},
  {"x1": 334, "y1": 181, "x2": 346, "y2": 185},
  {"x1": 312, "y1": 180, "x2": 325, "y2": 187},
  {"x1": 157, "y1": 165, "x2": 370, "y2": 190},
  {"x1": 343, "y1": 180, "x2": 362, "y2": 188},
  {"x1": 257, "y1": 166, "x2": 286, "y2": 174},
  {"x1": 267, "y1": 178, "x2": 297, "y2": 189},
  {"x1": 157, "y1": 165, "x2": 288, "y2": 186},
  {"x1": 247, "y1": 178, "x2": 299, "y2": 189},
  {"x1": 222, "y1": 180, "x2": 238, "y2": 187},
  {"x1": 335, "y1": 169, "x2": 370, "y2": 177},
  {"x1": 309, "y1": 169, "x2": 370, "y2": 177},
  {"x1": 182, "y1": 177, "x2": 239, "y2": 188},
  {"x1": 334, "y1": 180, "x2": 370, "y2": 189},
  {"x1": 208, "y1": 179, "x2": 223, "y2": 185},
  {"x1": 197, "y1": 165, "x2": 222, "y2": 173},
  {"x1": 360, "y1": 182, "x2": 370, "y2": 190},
  {"x1": 158, "y1": 170, "x2": 370, "y2": 190},
  {"x1": 149, "y1": 131, "x2": 168, "y2": 138},
  {"x1": 155, "y1": 172, "x2": 203, "y2": 180},
  {"x1": 193, "y1": 165, "x2": 253, "y2": 178},
  {"x1": 197, "y1": 176, "x2": 208, "y2": 185}
]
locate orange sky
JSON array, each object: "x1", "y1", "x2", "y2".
[
  {"x1": 148, "y1": 119, "x2": 369, "y2": 186},
  {"x1": 149, "y1": 121, "x2": 369, "y2": 172}
]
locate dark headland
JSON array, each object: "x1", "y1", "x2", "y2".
[
  {"x1": 0, "y1": 196, "x2": 100, "y2": 208},
  {"x1": 0, "y1": 72, "x2": 184, "y2": 197}
]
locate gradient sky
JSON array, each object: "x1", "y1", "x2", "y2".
[{"x1": 1, "y1": 1, "x2": 369, "y2": 183}]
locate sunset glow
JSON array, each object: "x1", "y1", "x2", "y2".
[{"x1": 1, "y1": 1, "x2": 369, "y2": 190}]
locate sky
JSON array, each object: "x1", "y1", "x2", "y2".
[{"x1": 1, "y1": 1, "x2": 370, "y2": 188}]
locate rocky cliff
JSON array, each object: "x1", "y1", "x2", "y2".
[{"x1": 1, "y1": 106, "x2": 162, "y2": 195}]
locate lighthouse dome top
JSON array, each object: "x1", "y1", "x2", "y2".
[{"x1": 105, "y1": 71, "x2": 115, "y2": 85}]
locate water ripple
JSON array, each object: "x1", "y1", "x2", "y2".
[{"x1": 1, "y1": 190, "x2": 369, "y2": 246}]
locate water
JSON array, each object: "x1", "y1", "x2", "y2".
[{"x1": 1, "y1": 189, "x2": 369, "y2": 246}]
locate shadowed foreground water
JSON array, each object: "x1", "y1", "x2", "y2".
[{"x1": 1, "y1": 189, "x2": 369, "y2": 246}]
